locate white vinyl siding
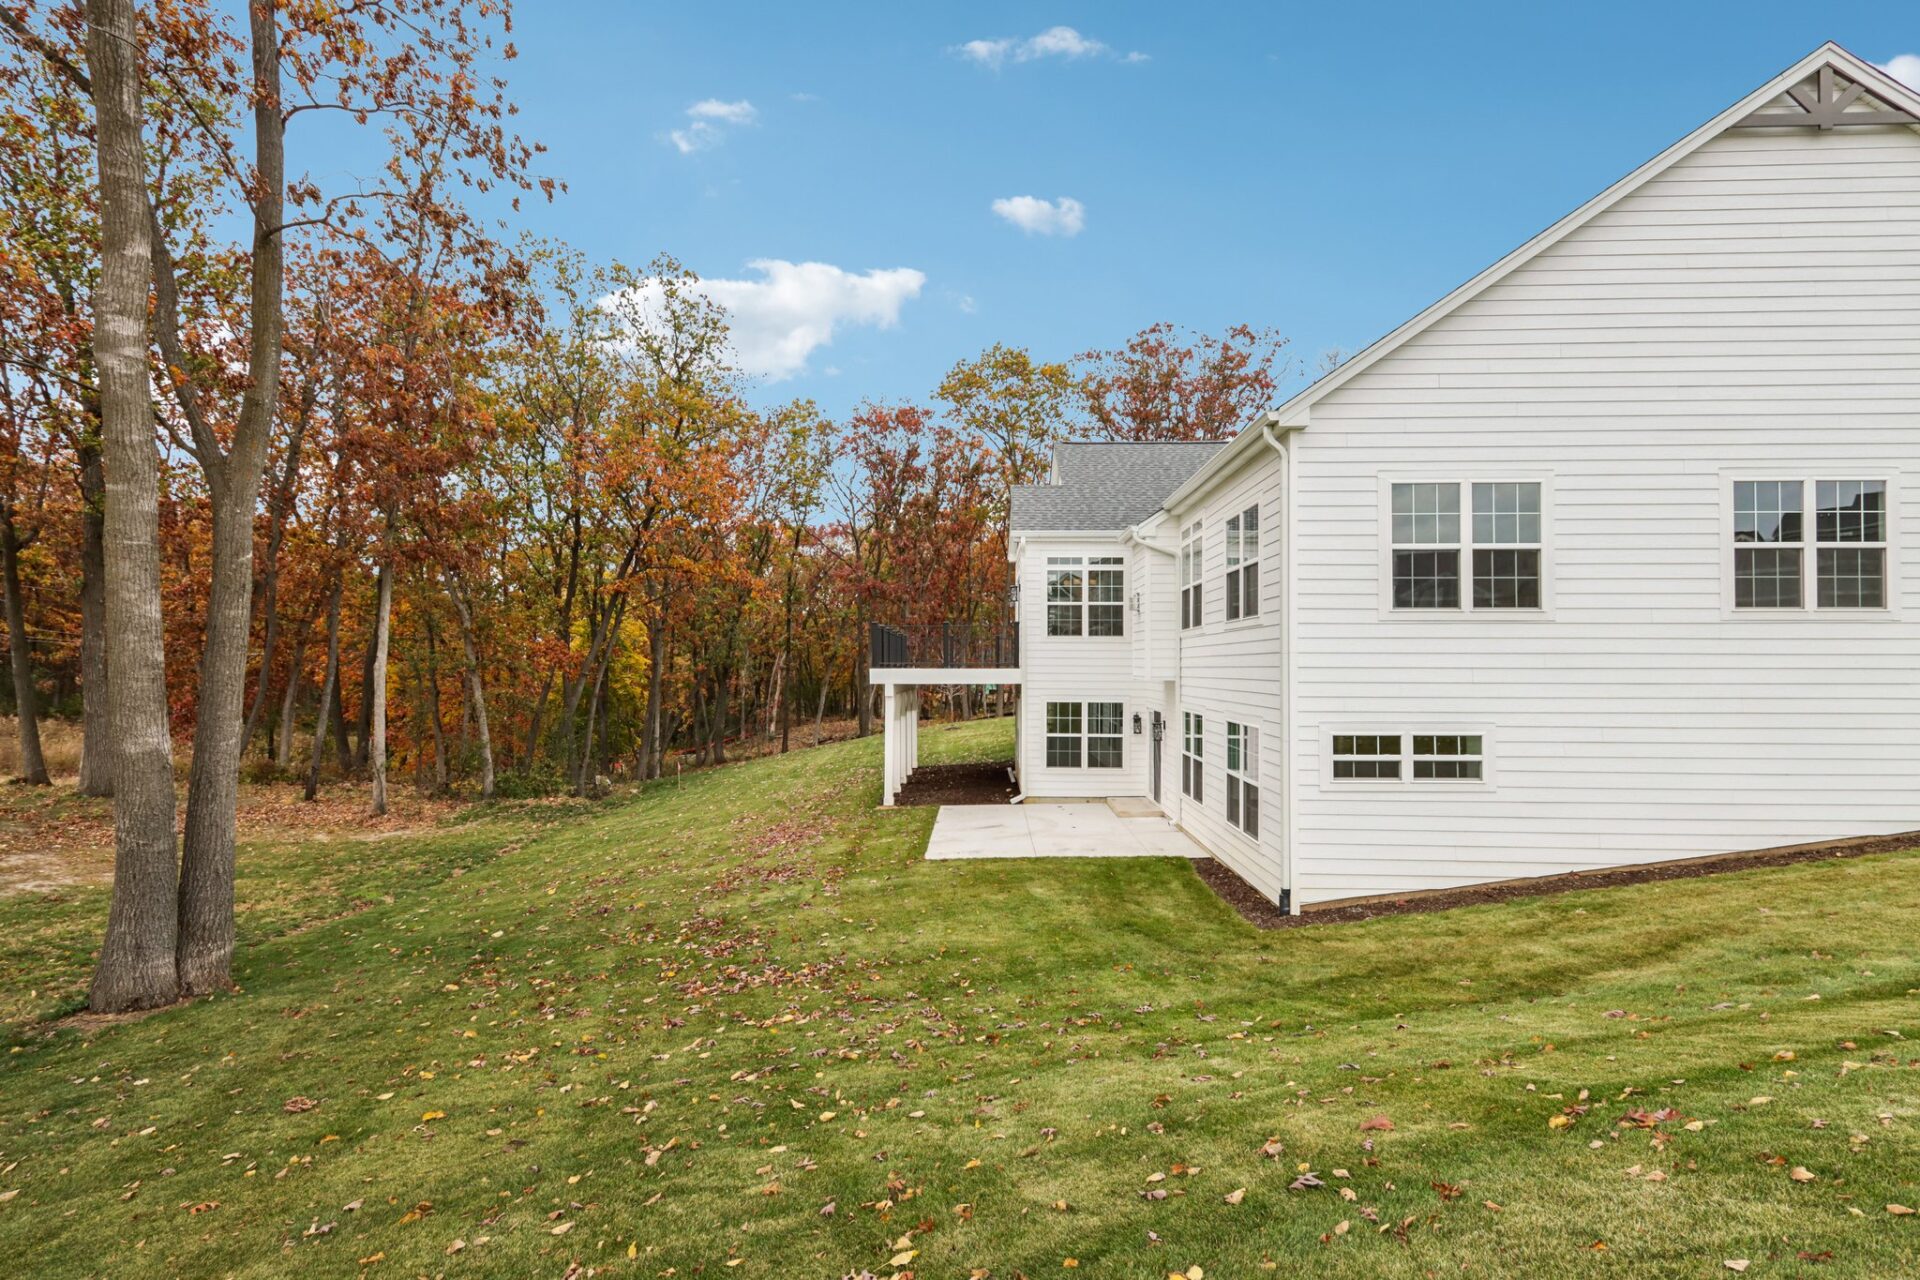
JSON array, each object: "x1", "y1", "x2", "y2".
[
  {"x1": 1290, "y1": 123, "x2": 1920, "y2": 907},
  {"x1": 1166, "y1": 452, "x2": 1287, "y2": 898},
  {"x1": 1016, "y1": 538, "x2": 1156, "y2": 798}
]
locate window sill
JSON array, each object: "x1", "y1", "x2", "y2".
[{"x1": 1380, "y1": 607, "x2": 1554, "y2": 621}]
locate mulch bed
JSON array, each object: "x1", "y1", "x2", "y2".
[
  {"x1": 1195, "y1": 830, "x2": 1920, "y2": 930},
  {"x1": 893, "y1": 762, "x2": 1017, "y2": 807}
]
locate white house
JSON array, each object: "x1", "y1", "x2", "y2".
[{"x1": 874, "y1": 42, "x2": 1920, "y2": 913}]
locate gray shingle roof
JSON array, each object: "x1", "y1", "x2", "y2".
[{"x1": 1010, "y1": 441, "x2": 1229, "y2": 532}]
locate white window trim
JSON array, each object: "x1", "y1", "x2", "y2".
[
  {"x1": 1225, "y1": 720, "x2": 1260, "y2": 836},
  {"x1": 1044, "y1": 700, "x2": 1126, "y2": 771},
  {"x1": 1181, "y1": 711, "x2": 1203, "y2": 801},
  {"x1": 1718, "y1": 471, "x2": 1900, "y2": 620},
  {"x1": 1376, "y1": 474, "x2": 1555, "y2": 620},
  {"x1": 1224, "y1": 504, "x2": 1261, "y2": 624},
  {"x1": 1045, "y1": 555, "x2": 1128, "y2": 638},
  {"x1": 1321, "y1": 725, "x2": 1498, "y2": 790},
  {"x1": 1179, "y1": 522, "x2": 1203, "y2": 631}
]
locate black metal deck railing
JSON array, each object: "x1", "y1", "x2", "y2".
[{"x1": 869, "y1": 621, "x2": 1020, "y2": 670}]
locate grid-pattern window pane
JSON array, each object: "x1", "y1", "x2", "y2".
[
  {"x1": 1734, "y1": 481, "x2": 1803, "y2": 544},
  {"x1": 1472, "y1": 549, "x2": 1540, "y2": 609},
  {"x1": 1088, "y1": 557, "x2": 1125, "y2": 636},
  {"x1": 1412, "y1": 734, "x2": 1484, "y2": 781},
  {"x1": 1332, "y1": 734, "x2": 1401, "y2": 780},
  {"x1": 1225, "y1": 505, "x2": 1259, "y2": 621},
  {"x1": 1735, "y1": 546, "x2": 1802, "y2": 609},
  {"x1": 1087, "y1": 701, "x2": 1124, "y2": 769},
  {"x1": 1181, "y1": 711, "x2": 1202, "y2": 801},
  {"x1": 1392, "y1": 483, "x2": 1460, "y2": 545},
  {"x1": 1817, "y1": 547, "x2": 1885, "y2": 608},
  {"x1": 1470, "y1": 483, "x2": 1541, "y2": 609},
  {"x1": 1471, "y1": 482, "x2": 1541, "y2": 545},
  {"x1": 1045, "y1": 702, "x2": 1082, "y2": 768},
  {"x1": 1393, "y1": 550, "x2": 1460, "y2": 608},
  {"x1": 1816, "y1": 480, "x2": 1885, "y2": 544},
  {"x1": 1226, "y1": 722, "x2": 1259, "y2": 836},
  {"x1": 1046, "y1": 558, "x2": 1084, "y2": 636},
  {"x1": 1814, "y1": 481, "x2": 1886, "y2": 609},
  {"x1": 1180, "y1": 524, "x2": 1203, "y2": 630}
]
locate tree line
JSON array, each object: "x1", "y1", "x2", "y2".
[{"x1": 0, "y1": 0, "x2": 1291, "y2": 1013}]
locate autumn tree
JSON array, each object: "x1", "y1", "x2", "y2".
[{"x1": 1075, "y1": 321, "x2": 1291, "y2": 441}]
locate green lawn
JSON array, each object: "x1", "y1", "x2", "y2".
[{"x1": 2, "y1": 719, "x2": 1918, "y2": 1279}]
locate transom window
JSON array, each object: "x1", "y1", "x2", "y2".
[
  {"x1": 1046, "y1": 556, "x2": 1126, "y2": 636},
  {"x1": 1179, "y1": 523, "x2": 1203, "y2": 629},
  {"x1": 1181, "y1": 711, "x2": 1202, "y2": 801},
  {"x1": 1226, "y1": 721, "x2": 1259, "y2": 837},
  {"x1": 1332, "y1": 732, "x2": 1488, "y2": 783},
  {"x1": 1391, "y1": 481, "x2": 1543, "y2": 611},
  {"x1": 1046, "y1": 701, "x2": 1123, "y2": 769},
  {"x1": 1224, "y1": 505, "x2": 1260, "y2": 621},
  {"x1": 1733, "y1": 479, "x2": 1886, "y2": 610}
]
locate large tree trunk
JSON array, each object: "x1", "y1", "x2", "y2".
[
  {"x1": 422, "y1": 611, "x2": 447, "y2": 794},
  {"x1": 367, "y1": 559, "x2": 392, "y2": 815},
  {"x1": 0, "y1": 522, "x2": 48, "y2": 785},
  {"x1": 444, "y1": 572, "x2": 494, "y2": 798},
  {"x1": 86, "y1": 0, "x2": 179, "y2": 1013},
  {"x1": 75, "y1": 442, "x2": 111, "y2": 795},
  {"x1": 304, "y1": 579, "x2": 343, "y2": 802},
  {"x1": 174, "y1": 0, "x2": 286, "y2": 996},
  {"x1": 352, "y1": 593, "x2": 376, "y2": 769}
]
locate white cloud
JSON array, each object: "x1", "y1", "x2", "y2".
[
  {"x1": 621, "y1": 260, "x2": 926, "y2": 381},
  {"x1": 1880, "y1": 54, "x2": 1920, "y2": 91},
  {"x1": 955, "y1": 25, "x2": 1145, "y2": 68},
  {"x1": 991, "y1": 195, "x2": 1086, "y2": 237},
  {"x1": 666, "y1": 99, "x2": 757, "y2": 153}
]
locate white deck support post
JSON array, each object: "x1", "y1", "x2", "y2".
[
  {"x1": 907, "y1": 686, "x2": 921, "y2": 778},
  {"x1": 881, "y1": 682, "x2": 899, "y2": 805}
]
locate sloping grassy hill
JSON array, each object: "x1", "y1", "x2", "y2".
[{"x1": 2, "y1": 719, "x2": 1918, "y2": 1278}]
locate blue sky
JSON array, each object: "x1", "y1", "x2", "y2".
[{"x1": 373, "y1": 2, "x2": 1919, "y2": 420}]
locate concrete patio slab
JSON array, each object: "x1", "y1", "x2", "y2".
[{"x1": 925, "y1": 803, "x2": 1208, "y2": 861}]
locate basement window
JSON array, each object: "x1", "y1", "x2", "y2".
[
  {"x1": 1412, "y1": 734, "x2": 1484, "y2": 780},
  {"x1": 1332, "y1": 734, "x2": 1401, "y2": 780}
]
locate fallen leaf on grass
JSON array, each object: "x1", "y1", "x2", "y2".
[
  {"x1": 1224, "y1": 1188, "x2": 1246, "y2": 1205},
  {"x1": 282, "y1": 1096, "x2": 319, "y2": 1114},
  {"x1": 420, "y1": 1110, "x2": 446, "y2": 1122},
  {"x1": 1359, "y1": 1116, "x2": 1394, "y2": 1132},
  {"x1": 550, "y1": 1221, "x2": 574, "y2": 1236},
  {"x1": 1889, "y1": 1204, "x2": 1916, "y2": 1216},
  {"x1": 1790, "y1": 1167, "x2": 1817, "y2": 1183},
  {"x1": 1725, "y1": 1262, "x2": 1749, "y2": 1273}
]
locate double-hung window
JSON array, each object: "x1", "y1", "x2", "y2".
[
  {"x1": 1046, "y1": 700, "x2": 1123, "y2": 769},
  {"x1": 1733, "y1": 479, "x2": 1887, "y2": 610},
  {"x1": 1046, "y1": 556, "x2": 1127, "y2": 636},
  {"x1": 1181, "y1": 712, "x2": 1202, "y2": 801},
  {"x1": 1225, "y1": 721, "x2": 1259, "y2": 837},
  {"x1": 1331, "y1": 732, "x2": 1487, "y2": 783},
  {"x1": 1224, "y1": 505, "x2": 1260, "y2": 621},
  {"x1": 1046, "y1": 558, "x2": 1084, "y2": 636},
  {"x1": 1088, "y1": 557, "x2": 1126, "y2": 635},
  {"x1": 1391, "y1": 481, "x2": 1542, "y2": 611},
  {"x1": 1179, "y1": 523, "x2": 1203, "y2": 629}
]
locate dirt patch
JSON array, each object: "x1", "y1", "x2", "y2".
[
  {"x1": 894, "y1": 762, "x2": 1017, "y2": 807},
  {"x1": 1196, "y1": 830, "x2": 1920, "y2": 929}
]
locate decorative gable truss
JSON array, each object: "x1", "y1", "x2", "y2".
[{"x1": 1733, "y1": 63, "x2": 1920, "y2": 131}]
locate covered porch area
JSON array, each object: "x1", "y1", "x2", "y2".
[{"x1": 870, "y1": 622, "x2": 1020, "y2": 807}]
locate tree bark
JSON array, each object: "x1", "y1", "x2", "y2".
[
  {"x1": 0, "y1": 521, "x2": 48, "y2": 784},
  {"x1": 304, "y1": 579, "x2": 343, "y2": 802},
  {"x1": 75, "y1": 441, "x2": 111, "y2": 795},
  {"x1": 240, "y1": 382, "x2": 311, "y2": 752},
  {"x1": 274, "y1": 620, "x2": 308, "y2": 766},
  {"x1": 85, "y1": 0, "x2": 179, "y2": 1013},
  {"x1": 444, "y1": 571, "x2": 493, "y2": 798},
  {"x1": 174, "y1": 0, "x2": 287, "y2": 995},
  {"x1": 422, "y1": 611, "x2": 447, "y2": 794},
  {"x1": 367, "y1": 559, "x2": 392, "y2": 815},
  {"x1": 642, "y1": 610, "x2": 666, "y2": 780}
]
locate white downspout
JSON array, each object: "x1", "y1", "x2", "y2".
[{"x1": 1259, "y1": 417, "x2": 1297, "y2": 913}]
